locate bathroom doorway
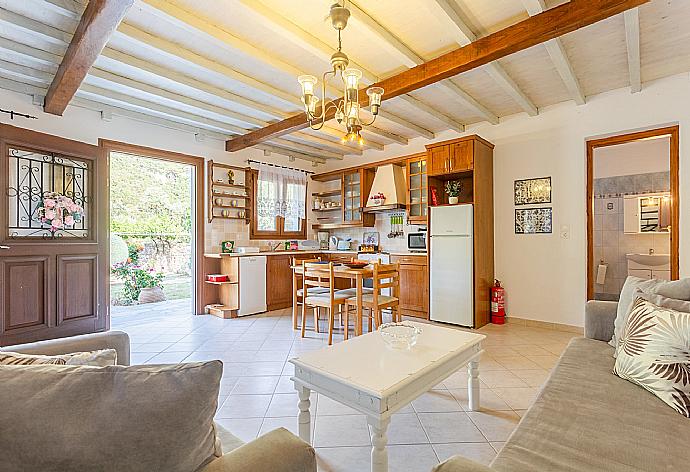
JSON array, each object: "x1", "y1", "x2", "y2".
[{"x1": 586, "y1": 126, "x2": 679, "y2": 301}]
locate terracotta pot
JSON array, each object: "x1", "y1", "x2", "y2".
[{"x1": 138, "y1": 286, "x2": 166, "y2": 304}]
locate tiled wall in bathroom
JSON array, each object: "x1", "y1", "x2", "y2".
[{"x1": 592, "y1": 171, "x2": 671, "y2": 298}]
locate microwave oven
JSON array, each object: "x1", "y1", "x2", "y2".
[{"x1": 407, "y1": 232, "x2": 427, "y2": 251}]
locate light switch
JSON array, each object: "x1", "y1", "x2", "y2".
[{"x1": 560, "y1": 225, "x2": 570, "y2": 240}]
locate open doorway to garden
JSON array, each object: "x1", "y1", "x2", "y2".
[{"x1": 103, "y1": 141, "x2": 205, "y2": 325}]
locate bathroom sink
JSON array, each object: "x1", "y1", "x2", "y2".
[{"x1": 626, "y1": 253, "x2": 671, "y2": 266}]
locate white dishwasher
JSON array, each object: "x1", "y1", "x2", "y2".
[{"x1": 238, "y1": 255, "x2": 267, "y2": 316}]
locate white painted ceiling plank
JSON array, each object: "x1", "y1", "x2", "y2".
[
  {"x1": 269, "y1": 138, "x2": 343, "y2": 160},
  {"x1": 427, "y1": 0, "x2": 537, "y2": 117},
  {"x1": 484, "y1": 63, "x2": 538, "y2": 116},
  {"x1": 544, "y1": 39, "x2": 586, "y2": 105},
  {"x1": 440, "y1": 80, "x2": 499, "y2": 125},
  {"x1": 0, "y1": 7, "x2": 72, "y2": 46},
  {"x1": 255, "y1": 144, "x2": 327, "y2": 164},
  {"x1": 521, "y1": 0, "x2": 585, "y2": 105},
  {"x1": 624, "y1": 8, "x2": 642, "y2": 93},
  {"x1": 400, "y1": 94, "x2": 465, "y2": 133},
  {"x1": 116, "y1": 23, "x2": 300, "y2": 107},
  {"x1": 377, "y1": 110, "x2": 434, "y2": 139}
]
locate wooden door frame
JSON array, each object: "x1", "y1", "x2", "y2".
[
  {"x1": 100, "y1": 140, "x2": 206, "y2": 315},
  {"x1": 586, "y1": 125, "x2": 680, "y2": 300}
]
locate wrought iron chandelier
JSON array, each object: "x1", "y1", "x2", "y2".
[{"x1": 297, "y1": 2, "x2": 384, "y2": 146}]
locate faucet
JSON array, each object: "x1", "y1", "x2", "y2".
[{"x1": 649, "y1": 248, "x2": 655, "y2": 255}]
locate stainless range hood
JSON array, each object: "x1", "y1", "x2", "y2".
[{"x1": 363, "y1": 163, "x2": 406, "y2": 213}]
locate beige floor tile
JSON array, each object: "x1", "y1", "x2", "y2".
[
  {"x1": 388, "y1": 444, "x2": 440, "y2": 472},
  {"x1": 476, "y1": 370, "x2": 529, "y2": 388},
  {"x1": 316, "y1": 446, "x2": 370, "y2": 472},
  {"x1": 510, "y1": 369, "x2": 550, "y2": 387},
  {"x1": 387, "y1": 414, "x2": 430, "y2": 445},
  {"x1": 448, "y1": 388, "x2": 512, "y2": 412},
  {"x1": 491, "y1": 388, "x2": 539, "y2": 410},
  {"x1": 412, "y1": 390, "x2": 463, "y2": 413},
  {"x1": 231, "y1": 375, "x2": 280, "y2": 395},
  {"x1": 417, "y1": 412, "x2": 485, "y2": 443},
  {"x1": 316, "y1": 394, "x2": 360, "y2": 416},
  {"x1": 216, "y1": 394, "x2": 272, "y2": 419},
  {"x1": 214, "y1": 417, "x2": 262, "y2": 442},
  {"x1": 313, "y1": 415, "x2": 371, "y2": 447},
  {"x1": 490, "y1": 442, "x2": 506, "y2": 453},
  {"x1": 494, "y1": 355, "x2": 542, "y2": 370},
  {"x1": 525, "y1": 355, "x2": 560, "y2": 369},
  {"x1": 432, "y1": 442, "x2": 497, "y2": 465},
  {"x1": 510, "y1": 345, "x2": 554, "y2": 356},
  {"x1": 467, "y1": 411, "x2": 521, "y2": 442}
]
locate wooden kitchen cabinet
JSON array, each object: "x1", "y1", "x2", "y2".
[
  {"x1": 427, "y1": 137, "x2": 478, "y2": 176},
  {"x1": 392, "y1": 255, "x2": 428, "y2": 319},
  {"x1": 449, "y1": 140, "x2": 473, "y2": 172},
  {"x1": 427, "y1": 145, "x2": 450, "y2": 176},
  {"x1": 266, "y1": 254, "x2": 293, "y2": 310},
  {"x1": 406, "y1": 153, "x2": 428, "y2": 223}
]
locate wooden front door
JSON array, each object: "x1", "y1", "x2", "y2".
[{"x1": 0, "y1": 125, "x2": 107, "y2": 346}]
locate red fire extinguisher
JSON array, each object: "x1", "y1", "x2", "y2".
[{"x1": 491, "y1": 280, "x2": 506, "y2": 324}]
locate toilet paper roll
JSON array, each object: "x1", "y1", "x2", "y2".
[{"x1": 596, "y1": 264, "x2": 608, "y2": 285}]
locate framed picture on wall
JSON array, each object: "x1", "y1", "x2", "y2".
[
  {"x1": 515, "y1": 207, "x2": 553, "y2": 234},
  {"x1": 514, "y1": 177, "x2": 552, "y2": 205}
]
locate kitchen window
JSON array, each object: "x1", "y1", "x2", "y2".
[{"x1": 250, "y1": 164, "x2": 307, "y2": 240}]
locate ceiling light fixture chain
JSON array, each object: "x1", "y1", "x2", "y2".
[{"x1": 297, "y1": 2, "x2": 384, "y2": 146}]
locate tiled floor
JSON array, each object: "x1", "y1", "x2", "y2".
[{"x1": 111, "y1": 302, "x2": 578, "y2": 471}]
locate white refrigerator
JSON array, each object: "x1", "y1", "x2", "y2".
[{"x1": 429, "y1": 205, "x2": 474, "y2": 327}]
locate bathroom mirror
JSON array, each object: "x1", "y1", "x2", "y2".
[{"x1": 623, "y1": 193, "x2": 672, "y2": 234}]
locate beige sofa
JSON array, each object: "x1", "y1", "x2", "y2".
[
  {"x1": 433, "y1": 300, "x2": 690, "y2": 472},
  {"x1": 1, "y1": 331, "x2": 316, "y2": 472}
]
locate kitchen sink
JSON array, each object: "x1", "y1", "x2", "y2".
[{"x1": 626, "y1": 253, "x2": 671, "y2": 267}]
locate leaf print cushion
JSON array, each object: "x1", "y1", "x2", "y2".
[{"x1": 614, "y1": 297, "x2": 690, "y2": 418}]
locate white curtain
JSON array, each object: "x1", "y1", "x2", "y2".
[{"x1": 256, "y1": 164, "x2": 306, "y2": 230}]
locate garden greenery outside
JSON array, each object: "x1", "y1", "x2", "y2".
[{"x1": 110, "y1": 152, "x2": 193, "y2": 306}]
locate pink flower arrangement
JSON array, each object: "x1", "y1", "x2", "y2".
[{"x1": 36, "y1": 192, "x2": 84, "y2": 232}]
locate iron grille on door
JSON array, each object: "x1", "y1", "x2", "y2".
[{"x1": 7, "y1": 147, "x2": 90, "y2": 239}]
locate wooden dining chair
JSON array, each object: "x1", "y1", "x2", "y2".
[
  {"x1": 292, "y1": 256, "x2": 325, "y2": 330},
  {"x1": 343, "y1": 262, "x2": 401, "y2": 339},
  {"x1": 301, "y1": 262, "x2": 350, "y2": 345}
]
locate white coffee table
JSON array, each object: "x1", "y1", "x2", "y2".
[{"x1": 290, "y1": 322, "x2": 485, "y2": 472}]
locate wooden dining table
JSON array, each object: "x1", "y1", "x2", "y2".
[{"x1": 292, "y1": 263, "x2": 378, "y2": 336}]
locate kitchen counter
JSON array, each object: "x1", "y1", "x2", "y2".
[
  {"x1": 204, "y1": 250, "x2": 358, "y2": 258},
  {"x1": 204, "y1": 250, "x2": 427, "y2": 258}
]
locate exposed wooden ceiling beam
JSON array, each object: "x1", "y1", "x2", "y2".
[
  {"x1": 226, "y1": 0, "x2": 647, "y2": 151},
  {"x1": 521, "y1": 0, "x2": 586, "y2": 105},
  {"x1": 348, "y1": 0, "x2": 497, "y2": 125},
  {"x1": 399, "y1": 95, "x2": 465, "y2": 133},
  {"x1": 44, "y1": 0, "x2": 134, "y2": 115},
  {"x1": 427, "y1": 0, "x2": 538, "y2": 117},
  {"x1": 624, "y1": 8, "x2": 642, "y2": 93}
]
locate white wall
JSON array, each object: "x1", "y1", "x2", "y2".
[
  {"x1": 594, "y1": 137, "x2": 670, "y2": 178},
  {"x1": 0, "y1": 88, "x2": 316, "y2": 252},
  {"x1": 320, "y1": 73, "x2": 690, "y2": 327}
]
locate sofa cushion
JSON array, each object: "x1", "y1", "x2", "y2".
[
  {"x1": 0, "y1": 361, "x2": 222, "y2": 472},
  {"x1": 614, "y1": 297, "x2": 690, "y2": 417},
  {"x1": 612, "y1": 277, "x2": 690, "y2": 352},
  {"x1": 0, "y1": 349, "x2": 117, "y2": 366},
  {"x1": 490, "y1": 338, "x2": 690, "y2": 472}
]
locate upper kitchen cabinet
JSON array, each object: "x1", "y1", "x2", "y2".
[
  {"x1": 311, "y1": 168, "x2": 375, "y2": 230},
  {"x1": 406, "y1": 153, "x2": 428, "y2": 224},
  {"x1": 426, "y1": 135, "x2": 490, "y2": 176}
]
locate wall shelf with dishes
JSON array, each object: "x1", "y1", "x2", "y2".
[{"x1": 207, "y1": 160, "x2": 251, "y2": 224}]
